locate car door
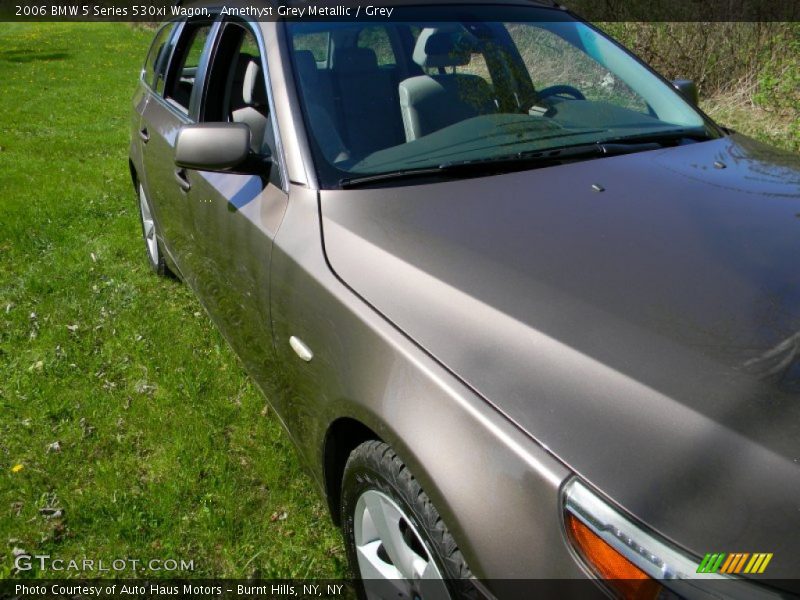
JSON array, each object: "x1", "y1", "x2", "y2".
[
  {"x1": 132, "y1": 22, "x2": 176, "y2": 189},
  {"x1": 176, "y1": 20, "x2": 289, "y2": 382},
  {"x1": 139, "y1": 18, "x2": 216, "y2": 275}
]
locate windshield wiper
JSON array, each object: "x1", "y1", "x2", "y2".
[
  {"x1": 600, "y1": 128, "x2": 715, "y2": 145},
  {"x1": 339, "y1": 166, "x2": 451, "y2": 188},
  {"x1": 339, "y1": 141, "x2": 662, "y2": 188}
]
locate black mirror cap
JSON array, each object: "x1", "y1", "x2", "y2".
[
  {"x1": 175, "y1": 122, "x2": 270, "y2": 174},
  {"x1": 672, "y1": 79, "x2": 699, "y2": 106}
]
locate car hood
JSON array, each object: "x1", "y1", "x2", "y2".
[{"x1": 319, "y1": 135, "x2": 800, "y2": 575}]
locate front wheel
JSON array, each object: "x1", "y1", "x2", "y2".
[{"x1": 341, "y1": 441, "x2": 475, "y2": 600}]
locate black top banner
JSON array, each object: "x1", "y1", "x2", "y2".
[{"x1": 1, "y1": 0, "x2": 799, "y2": 22}]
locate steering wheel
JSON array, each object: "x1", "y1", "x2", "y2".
[{"x1": 537, "y1": 85, "x2": 586, "y2": 101}]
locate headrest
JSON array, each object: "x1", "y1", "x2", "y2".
[
  {"x1": 413, "y1": 28, "x2": 476, "y2": 69},
  {"x1": 333, "y1": 47, "x2": 378, "y2": 73},
  {"x1": 241, "y1": 58, "x2": 267, "y2": 107},
  {"x1": 293, "y1": 50, "x2": 318, "y2": 88},
  {"x1": 233, "y1": 52, "x2": 254, "y2": 83}
]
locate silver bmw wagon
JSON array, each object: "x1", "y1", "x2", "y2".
[{"x1": 129, "y1": 2, "x2": 800, "y2": 598}]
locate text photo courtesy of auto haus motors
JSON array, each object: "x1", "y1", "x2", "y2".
[{"x1": 2, "y1": 0, "x2": 800, "y2": 598}]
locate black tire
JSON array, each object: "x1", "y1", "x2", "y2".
[
  {"x1": 136, "y1": 182, "x2": 174, "y2": 278},
  {"x1": 341, "y1": 440, "x2": 476, "y2": 600}
]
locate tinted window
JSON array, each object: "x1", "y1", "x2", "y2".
[
  {"x1": 456, "y1": 52, "x2": 494, "y2": 89},
  {"x1": 165, "y1": 23, "x2": 212, "y2": 112},
  {"x1": 292, "y1": 31, "x2": 329, "y2": 63},
  {"x1": 506, "y1": 24, "x2": 648, "y2": 113},
  {"x1": 357, "y1": 27, "x2": 396, "y2": 66}
]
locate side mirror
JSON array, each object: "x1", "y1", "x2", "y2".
[
  {"x1": 175, "y1": 123, "x2": 267, "y2": 173},
  {"x1": 672, "y1": 79, "x2": 699, "y2": 106}
]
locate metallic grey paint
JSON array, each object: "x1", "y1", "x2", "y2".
[
  {"x1": 319, "y1": 135, "x2": 800, "y2": 576},
  {"x1": 174, "y1": 122, "x2": 252, "y2": 171}
]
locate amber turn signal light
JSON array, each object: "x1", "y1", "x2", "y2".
[{"x1": 566, "y1": 512, "x2": 664, "y2": 599}]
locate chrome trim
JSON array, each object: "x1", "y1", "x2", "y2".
[{"x1": 563, "y1": 479, "x2": 783, "y2": 600}]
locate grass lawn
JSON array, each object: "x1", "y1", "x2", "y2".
[{"x1": 0, "y1": 22, "x2": 346, "y2": 578}]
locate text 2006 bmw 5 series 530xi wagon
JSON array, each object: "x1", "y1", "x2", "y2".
[{"x1": 129, "y1": 2, "x2": 800, "y2": 598}]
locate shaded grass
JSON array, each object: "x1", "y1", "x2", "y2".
[
  {"x1": 702, "y1": 90, "x2": 799, "y2": 153},
  {"x1": 0, "y1": 23, "x2": 346, "y2": 579}
]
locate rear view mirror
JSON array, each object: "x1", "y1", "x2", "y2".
[
  {"x1": 672, "y1": 79, "x2": 699, "y2": 106},
  {"x1": 175, "y1": 123, "x2": 258, "y2": 172}
]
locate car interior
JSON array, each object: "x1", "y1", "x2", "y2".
[
  {"x1": 399, "y1": 27, "x2": 498, "y2": 141},
  {"x1": 228, "y1": 53, "x2": 269, "y2": 153},
  {"x1": 197, "y1": 23, "x2": 273, "y2": 157},
  {"x1": 292, "y1": 24, "x2": 503, "y2": 165},
  {"x1": 287, "y1": 20, "x2": 696, "y2": 179}
]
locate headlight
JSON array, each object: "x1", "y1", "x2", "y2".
[{"x1": 563, "y1": 479, "x2": 782, "y2": 600}]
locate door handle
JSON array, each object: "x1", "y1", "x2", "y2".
[
  {"x1": 138, "y1": 127, "x2": 150, "y2": 143},
  {"x1": 174, "y1": 169, "x2": 191, "y2": 192}
]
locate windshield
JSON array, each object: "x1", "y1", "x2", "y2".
[{"x1": 286, "y1": 7, "x2": 719, "y2": 187}]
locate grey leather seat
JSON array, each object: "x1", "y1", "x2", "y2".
[
  {"x1": 330, "y1": 47, "x2": 405, "y2": 156},
  {"x1": 399, "y1": 29, "x2": 497, "y2": 141}
]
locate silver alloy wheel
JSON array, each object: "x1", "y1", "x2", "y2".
[
  {"x1": 138, "y1": 184, "x2": 159, "y2": 265},
  {"x1": 354, "y1": 489, "x2": 451, "y2": 600}
]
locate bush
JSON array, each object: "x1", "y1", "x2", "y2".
[{"x1": 599, "y1": 22, "x2": 799, "y2": 150}]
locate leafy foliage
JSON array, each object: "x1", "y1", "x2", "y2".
[{"x1": 599, "y1": 22, "x2": 799, "y2": 151}]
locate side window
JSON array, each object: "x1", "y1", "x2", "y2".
[
  {"x1": 165, "y1": 23, "x2": 212, "y2": 112},
  {"x1": 292, "y1": 31, "x2": 330, "y2": 64},
  {"x1": 202, "y1": 23, "x2": 279, "y2": 182},
  {"x1": 357, "y1": 27, "x2": 396, "y2": 67},
  {"x1": 143, "y1": 23, "x2": 175, "y2": 91}
]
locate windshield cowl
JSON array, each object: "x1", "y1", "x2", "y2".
[{"x1": 340, "y1": 133, "x2": 715, "y2": 188}]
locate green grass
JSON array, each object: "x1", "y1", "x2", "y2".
[{"x1": 0, "y1": 23, "x2": 346, "y2": 579}]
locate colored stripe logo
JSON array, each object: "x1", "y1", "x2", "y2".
[{"x1": 697, "y1": 552, "x2": 773, "y2": 574}]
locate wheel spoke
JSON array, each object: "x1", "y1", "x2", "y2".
[
  {"x1": 363, "y1": 492, "x2": 421, "y2": 581},
  {"x1": 139, "y1": 190, "x2": 151, "y2": 221},
  {"x1": 139, "y1": 186, "x2": 159, "y2": 264},
  {"x1": 357, "y1": 541, "x2": 404, "y2": 580},
  {"x1": 354, "y1": 489, "x2": 451, "y2": 600},
  {"x1": 412, "y1": 554, "x2": 431, "y2": 579}
]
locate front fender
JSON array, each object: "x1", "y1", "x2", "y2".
[{"x1": 267, "y1": 185, "x2": 581, "y2": 581}]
